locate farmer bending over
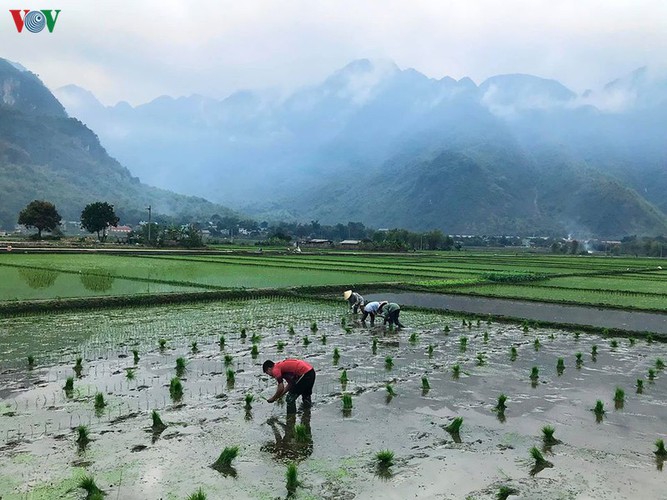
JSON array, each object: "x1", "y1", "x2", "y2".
[
  {"x1": 379, "y1": 302, "x2": 405, "y2": 328},
  {"x1": 361, "y1": 301, "x2": 387, "y2": 327},
  {"x1": 343, "y1": 290, "x2": 365, "y2": 313},
  {"x1": 263, "y1": 358, "x2": 316, "y2": 413}
]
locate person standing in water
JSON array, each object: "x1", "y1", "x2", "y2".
[
  {"x1": 379, "y1": 302, "x2": 405, "y2": 328},
  {"x1": 343, "y1": 290, "x2": 365, "y2": 313},
  {"x1": 361, "y1": 300, "x2": 386, "y2": 326},
  {"x1": 263, "y1": 358, "x2": 316, "y2": 413}
]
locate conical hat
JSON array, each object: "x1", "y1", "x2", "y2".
[{"x1": 343, "y1": 290, "x2": 352, "y2": 300}]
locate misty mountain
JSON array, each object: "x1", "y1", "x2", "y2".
[
  {"x1": 53, "y1": 59, "x2": 667, "y2": 237},
  {"x1": 0, "y1": 59, "x2": 236, "y2": 230}
]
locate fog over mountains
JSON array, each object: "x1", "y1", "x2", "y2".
[{"x1": 8, "y1": 58, "x2": 667, "y2": 237}]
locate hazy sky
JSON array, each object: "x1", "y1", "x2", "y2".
[{"x1": 3, "y1": 0, "x2": 666, "y2": 105}]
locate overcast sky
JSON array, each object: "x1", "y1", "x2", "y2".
[{"x1": 3, "y1": 0, "x2": 666, "y2": 106}]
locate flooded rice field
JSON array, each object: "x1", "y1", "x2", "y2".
[{"x1": 0, "y1": 298, "x2": 666, "y2": 499}]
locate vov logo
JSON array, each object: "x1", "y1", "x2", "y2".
[{"x1": 10, "y1": 9, "x2": 61, "y2": 33}]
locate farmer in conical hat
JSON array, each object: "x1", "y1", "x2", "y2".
[{"x1": 343, "y1": 289, "x2": 365, "y2": 313}]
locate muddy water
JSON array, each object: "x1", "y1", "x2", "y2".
[
  {"x1": 0, "y1": 299, "x2": 666, "y2": 499},
  {"x1": 367, "y1": 292, "x2": 667, "y2": 335}
]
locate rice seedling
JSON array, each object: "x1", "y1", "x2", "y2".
[
  {"x1": 340, "y1": 369, "x2": 348, "y2": 384},
  {"x1": 647, "y1": 332, "x2": 654, "y2": 344},
  {"x1": 549, "y1": 333, "x2": 555, "y2": 340},
  {"x1": 648, "y1": 368, "x2": 656, "y2": 381},
  {"x1": 574, "y1": 331, "x2": 580, "y2": 340},
  {"x1": 421, "y1": 376, "x2": 430, "y2": 391},
  {"x1": 94, "y1": 393, "x2": 106, "y2": 410},
  {"x1": 510, "y1": 346, "x2": 517, "y2": 361},
  {"x1": 212, "y1": 445, "x2": 239, "y2": 471},
  {"x1": 409, "y1": 332, "x2": 417, "y2": 344},
  {"x1": 126, "y1": 368, "x2": 135, "y2": 381},
  {"x1": 250, "y1": 332, "x2": 261, "y2": 343},
  {"x1": 372, "y1": 337, "x2": 378, "y2": 354},
  {"x1": 245, "y1": 393, "x2": 253, "y2": 410},
  {"x1": 476, "y1": 352, "x2": 485, "y2": 366},
  {"x1": 576, "y1": 352, "x2": 583, "y2": 367},
  {"x1": 529, "y1": 446, "x2": 553, "y2": 474},
  {"x1": 459, "y1": 336, "x2": 467, "y2": 351},
  {"x1": 444, "y1": 325, "x2": 450, "y2": 333},
  {"x1": 288, "y1": 325, "x2": 295, "y2": 335},
  {"x1": 186, "y1": 488, "x2": 207, "y2": 500},
  {"x1": 610, "y1": 339, "x2": 618, "y2": 350},
  {"x1": 342, "y1": 393, "x2": 353, "y2": 411},
  {"x1": 159, "y1": 339, "x2": 167, "y2": 350},
  {"x1": 636, "y1": 379, "x2": 644, "y2": 393},
  {"x1": 655, "y1": 439, "x2": 667, "y2": 458},
  {"x1": 385, "y1": 384, "x2": 396, "y2": 397},
  {"x1": 468, "y1": 321, "x2": 472, "y2": 330},
  {"x1": 452, "y1": 364, "x2": 460, "y2": 378},
  {"x1": 132, "y1": 350, "x2": 140, "y2": 364},
  {"x1": 175, "y1": 357, "x2": 187, "y2": 377},
  {"x1": 151, "y1": 410, "x2": 167, "y2": 431},
  {"x1": 320, "y1": 334, "x2": 327, "y2": 344},
  {"x1": 444, "y1": 417, "x2": 463, "y2": 434},
  {"x1": 483, "y1": 331, "x2": 489, "y2": 343},
  {"x1": 76, "y1": 425, "x2": 90, "y2": 450},
  {"x1": 556, "y1": 358, "x2": 565, "y2": 375},
  {"x1": 251, "y1": 344, "x2": 259, "y2": 358},
  {"x1": 542, "y1": 425, "x2": 559, "y2": 446},
  {"x1": 496, "y1": 485, "x2": 518, "y2": 500},
  {"x1": 333, "y1": 348, "x2": 340, "y2": 364},
  {"x1": 523, "y1": 323, "x2": 529, "y2": 333},
  {"x1": 530, "y1": 366, "x2": 539, "y2": 381},
  {"x1": 462, "y1": 319, "x2": 467, "y2": 327},
  {"x1": 276, "y1": 341, "x2": 285, "y2": 352},
  {"x1": 375, "y1": 449, "x2": 395, "y2": 468},
  {"x1": 310, "y1": 321, "x2": 318, "y2": 332},
  {"x1": 495, "y1": 394, "x2": 507, "y2": 413},
  {"x1": 629, "y1": 337, "x2": 636, "y2": 346},
  {"x1": 64, "y1": 377, "x2": 74, "y2": 395},
  {"x1": 591, "y1": 345, "x2": 598, "y2": 358},
  {"x1": 341, "y1": 316, "x2": 346, "y2": 326},
  {"x1": 533, "y1": 338, "x2": 540, "y2": 351},
  {"x1": 427, "y1": 344, "x2": 434, "y2": 357},
  {"x1": 614, "y1": 387, "x2": 625, "y2": 404},
  {"x1": 170, "y1": 377, "x2": 184, "y2": 401},
  {"x1": 286, "y1": 462, "x2": 299, "y2": 496},
  {"x1": 592, "y1": 400, "x2": 605, "y2": 421},
  {"x1": 385, "y1": 356, "x2": 393, "y2": 369},
  {"x1": 219, "y1": 335, "x2": 225, "y2": 349},
  {"x1": 74, "y1": 357, "x2": 83, "y2": 377},
  {"x1": 302, "y1": 336, "x2": 310, "y2": 346},
  {"x1": 191, "y1": 341, "x2": 199, "y2": 354},
  {"x1": 294, "y1": 424, "x2": 309, "y2": 442},
  {"x1": 656, "y1": 358, "x2": 665, "y2": 370},
  {"x1": 27, "y1": 355, "x2": 35, "y2": 368},
  {"x1": 240, "y1": 328, "x2": 247, "y2": 339},
  {"x1": 226, "y1": 369, "x2": 235, "y2": 385},
  {"x1": 78, "y1": 475, "x2": 103, "y2": 498}
]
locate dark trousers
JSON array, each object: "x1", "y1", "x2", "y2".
[
  {"x1": 385, "y1": 310, "x2": 403, "y2": 327},
  {"x1": 361, "y1": 311, "x2": 376, "y2": 325},
  {"x1": 287, "y1": 369, "x2": 316, "y2": 412}
]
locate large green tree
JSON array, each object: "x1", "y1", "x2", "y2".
[
  {"x1": 80, "y1": 202, "x2": 120, "y2": 241},
  {"x1": 17, "y1": 200, "x2": 62, "y2": 238}
]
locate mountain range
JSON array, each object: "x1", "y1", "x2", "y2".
[{"x1": 2, "y1": 57, "x2": 666, "y2": 237}]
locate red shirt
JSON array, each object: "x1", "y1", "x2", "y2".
[{"x1": 271, "y1": 359, "x2": 313, "y2": 385}]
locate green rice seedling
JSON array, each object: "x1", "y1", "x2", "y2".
[
  {"x1": 497, "y1": 485, "x2": 518, "y2": 500},
  {"x1": 629, "y1": 337, "x2": 636, "y2": 346},
  {"x1": 591, "y1": 345, "x2": 598, "y2": 357},
  {"x1": 288, "y1": 325, "x2": 295, "y2": 335},
  {"x1": 649, "y1": 368, "x2": 656, "y2": 381},
  {"x1": 333, "y1": 348, "x2": 340, "y2": 364},
  {"x1": 250, "y1": 332, "x2": 261, "y2": 343},
  {"x1": 549, "y1": 333, "x2": 555, "y2": 340},
  {"x1": 286, "y1": 462, "x2": 299, "y2": 496},
  {"x1": 251, "y1": 344, "x2": 259, "y2": 358},
  {"x1": 191, "y1": 341, "x2": 199, "y2": 354},
  {"x1": 386, "y1": 384, "x2": 396, "y2": 397},
  {"x1": 240, "y1": 328, "x2": 247, "y2": 339},
  {"x1": 342, "y1": 393, "x2": 353, "y2": 411},
  {"x1": 276, "y1": 341, "x2": 285, "y2": 352},
  {"x1": 576, "y1": 352, "x2": 583, "y2": 367},
  {"x1": 385, "y1": 356, "x2": 393, "y2": 369},
  {"x1": 320, "y1": 334, "x2": 327, "y2": 344},
  {"x1": 593, "y1": 400, "x2": 605, "y2": 416},
  {"x1": 64, "y1": 377, "x2": 74, "y2": 395},
  {"x1": 76, "y1": 425, "x2": 90, "y2": 450},
  {"x1": 647, "y1": 332, "x2": 654, "y2": 344},
  {"x1": 132, "y1": 350, "x2": 140, "y2": 364},
  {"x1": 510, "y1": 346, "x2": 517, "y2": 361},
  {"x1": 212, "y1": 446, "x2": 239, "y2": 471},
  {"x1": 483, "y1": 331, "x2": 489, "y2": 343},
  {"x1": 421, "y1": 377, "x2": 430, "y2": 391},
  {"x1": 245, "y1": 393, "x2": 253, "y2": 410},
  {"x1": 459, "y1": 336, "x2": 467, "y2": 351},
  {"x1": 542, "y1": 425, "x2": 559, "y2": 446},
  {"x1": 345, "y1": 326, "x2": 353, "y2": 334},
  {"x1": 151, "y1": 410, "x2": 167, "y2": 431},
  {"x1": 476, "y1": 319, "x2": 481, "y2": 327},
  {"x1": 78, "y1": 475, "x2": 103, "y2": 498},
  {"x1": 341, "y1": 316, "x2": 346, "y2": 327},
  {"x1": 556, "y1": 358, "x2": 565, "y2": 375},
  {"x1": 310, "y1": 321, "x2": 318, "y2": 332},
  {"x1": 219, "y1": 335, "x2": 225, "y2": 349},
  {"x1": 159, "y1": 339, "x2": 167, "y2": 350},
  {"x1": 427, "y1": 344, "x2": 434, "y2": 357},
  {"x1": 294, "y1": 424, "x2": 309, "y2": 442},
  {"x1": 468, "y1": 321, "x2": 472, "y2": 330},
  {"x1": 170, "y1": 377, "x2": 184, "y2": 401},
  {"x1": 94, "y1": 393, "x2": 106, "y2": 410},
  {"x1": 224, "y1": 354, "x2": 234, "y2": 366},
  {"x1": 27, "y1": 355, "x2": 35, "y2": 368},
  {"x1": 476, "y1": 352, "x2": 485, "y2": 366},
  {"x1": 614, "y1": 387, "x2": 625, "y2": 404},
  {"x1": 409, "y1": 332, "x2": 417, "y2": 344},
  {"x1": 226, "y1": 369, "x2": 235, "y2": 385},
  {"x1": 530, "y1": 366, "x2": 539, "y2": 381},
  {"x1": 372, "y1": 337, "x2": 378, "y2": 354},
  {"x1": 636, "y1": 379, "x2": 644, "y2": 393},
  {"x1": 574, "y1": 331, "x2": 580, "y2": 340},
  {"x1": 656, "y1": 358, "x2": 665, "y2": 370},
  {"x1": 302, "y1": 336, "x2": 310, "y2": 346},
  {"x1": 523, "y1": 323, "x2": 529, "y2": 333},
  {"x1": 186, "y1": 488, "x2": 207, "y2": 500},
  {"x1": 175, "y1": 357, "x2": 187, "y2": 377},
  {"x1": 530, "y1": 446, "x2": 553, "y2": 471},
  {"x1": 655, "y1": 439, "x2": 667, "y2": 457},
  {"x1": 74, "y1": 357, "x2": 83, "y2": 377},
  {"x1": 126, "y1": 368, "x2": 135, "y2": 381},
  {"x1": 533, "y1": 338, "x2": 540, "y2": 351},
  {"x1": 444, "y1": 417, "x2": 463, "y2": 434},
  {"x1": 610, "y1": 339, "x2": 618, "y2": 350},
  {"x1": 375, "y1": 449, "x2": 394, "y2": 468},
  {"x1": 495, "y1": 394, "x2": 507, "y2": 413},
  {"x1": 452, "y1": 364, "x2": 460, "y2": 378},
  {"x1": 340, "y1": 369, "x2": 348, "y2": 385},
  {"x1": 444, "y1": 325, "x2": 450, "y2": 333},
  {"x1": 462, "y1": 318, "x2": 467, "y2": 327}
]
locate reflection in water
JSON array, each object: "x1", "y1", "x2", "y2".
[
  {"x1": 18, "y1": 267, "x2": 59, "y2": 289},
  {"x1": 80, "y1": 269, "x2": 115, "y2": 293},
  {"x1": 657, "y1": 456, "x2": 664, "y2": 472},
  {"x1": 261, "y1": 410, "x2": 313, "y2": 463}
]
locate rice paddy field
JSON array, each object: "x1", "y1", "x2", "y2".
[{"x1": 1, "y1": 298, "x2": 666, "y2": 499}]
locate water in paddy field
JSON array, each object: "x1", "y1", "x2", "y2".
[{"x1": 0, "y1": 298, "x2": 666, "y2": 499}]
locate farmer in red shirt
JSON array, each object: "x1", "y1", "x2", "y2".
[{"x1": 263, "y1": 358, "x2": 316, "y2": 413}]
